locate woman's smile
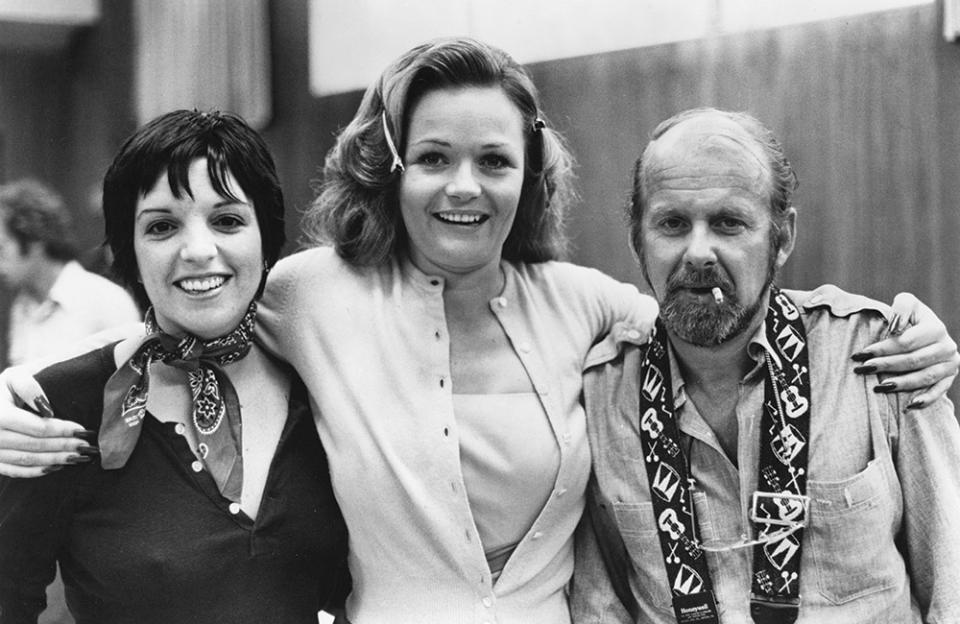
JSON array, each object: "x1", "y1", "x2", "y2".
[{"x1": 433, "y1": 211, "x2": 489, "y2": 226}]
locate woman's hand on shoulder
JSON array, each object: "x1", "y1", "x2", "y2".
[
  {"x1": 854, "y1": 292, "x2": 959, "y2": 409},
  {"x1": 0, "y1": 368, "x2": 90, "y2": 478}
]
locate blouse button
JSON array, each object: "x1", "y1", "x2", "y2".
[
  {"x1": 626, "y1": 329, "x2": 641, "y2": 341},
  {"x1": 482, "y1": 597, "x2": 493, "y2": 608},
  {"x1": 518, "y1": 341, "x2": 531, "y2": 353},
  {"x1": 175, "y1": 423, "x2": 186, "y2": 435},
  {"x1": 191, "y1": 460, "x2": 203, "y2": 473},
  {"x1": 495, "y1": 297, "x2": 507, "y2": 308},
  {"x1": 228, "y1": 502, "x2": 241, "y2": 515},
  {"x1": 532, "y1": 531, "x2": 544, "y2": 540}
]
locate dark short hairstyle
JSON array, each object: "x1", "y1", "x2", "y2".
[
  {"x1": 0, "y1": 179, "x2": 77, "y2": 261},
  {"x1": 628, "y1": 107, "x2": 799, "y2": 254},
  {"x1": 303, "y1": 37, "x2": 576, "y2": 266},
  {"x1": 102, "y1": 109, "x2": 285, "y2": 308}
]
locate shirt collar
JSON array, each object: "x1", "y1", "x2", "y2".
[
  {"x1": 45, "y1": 261, "x2": 85, "y2": 308},
  {"x1": 398, "y1": 254, "x2": 513, "y2": 304}
]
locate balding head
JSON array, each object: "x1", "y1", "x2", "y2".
[{"x1": 628, "y1": 108, "x2": 798, "y2": 257}]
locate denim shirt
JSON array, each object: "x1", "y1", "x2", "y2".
[{"x1": 571, "y1": 285, "x2": 960, "y2": 623}]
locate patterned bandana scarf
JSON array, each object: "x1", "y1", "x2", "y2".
[{"x1": 100, "y1": 302, "x2": 257, "y2": 503}]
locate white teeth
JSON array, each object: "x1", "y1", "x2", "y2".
[
  {"x1": 178, "y1": 276, "x2": 225, "y2": 293},
  {"x1": 435, "y1": 213, "x2": 485, "y2": 224}
]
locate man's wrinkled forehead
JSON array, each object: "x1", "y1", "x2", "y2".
[{"x1": 643, "y1": 114, "x2": 770, "y2": 195}]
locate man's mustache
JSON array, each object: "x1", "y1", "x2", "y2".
[{"x1": 665, "y1": 266, "x2": 734, "y2": 297}]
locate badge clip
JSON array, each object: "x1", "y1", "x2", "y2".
[{"x1": 750, "y1": 491, "x2": 810, "y2": 528}]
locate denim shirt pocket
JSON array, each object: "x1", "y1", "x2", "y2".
[
  {"x1": 612, "y1": 501, "x2": 676, "y2": 613},
  {"x1": 807, "y1": 458, "x2": 900, "y2": 605}
]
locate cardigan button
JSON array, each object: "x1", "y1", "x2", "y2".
[
  {"x1": 175, "y1": 423, "x2": 186, "y2": 435},
  {"x1": 191, "y1": 460, "x2": 203, "y2": 473},
  {"x1": 228, "y1": 502, "x2": 241, "y2": 515}
]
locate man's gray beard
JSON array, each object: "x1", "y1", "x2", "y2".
[
  {"x1": 659, "y1": 289, "x2": 767, "y2": 346},
  {"x1": 643, "y1": 238, "x2": 779, "y2": 347}
]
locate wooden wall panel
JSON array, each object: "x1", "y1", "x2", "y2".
[{"x1": 538, "y1": 6, "x2": 950, "y2": 316}]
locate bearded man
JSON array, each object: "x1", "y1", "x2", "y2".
[{"x1": 571, "y1": 108, "x2": 960, "y2": 624}]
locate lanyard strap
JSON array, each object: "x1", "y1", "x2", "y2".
[
  {"x1": 748, "y1": 289, "x2": 811, "y2": 624},
  {"x1": 637, "y1": 287, "x2": 812, "y2": 624},
  {"x1": 639, "y1": 319, "x2": 719, "y2": 624}
]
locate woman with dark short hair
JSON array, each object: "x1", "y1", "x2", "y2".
[{"x1": 0, "y1": 110, "x2": 348, "y2": 624}]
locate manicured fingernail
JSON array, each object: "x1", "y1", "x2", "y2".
[
  {"x1": 853, "y1": 365, "x2": 877, "y2": 375},
  {"x1": 33, "y1": 396, "x2": 55, "y2": 418},
  {"x1": 72, "y1": 430, "x2": 97, "y2": 441},
  {"x1": 873, "y1": 382, "x2": 897, "y2": 394},
  {"x1": 76, "y1": 445, "x2": 100, "y2": 456},
  {"x1": 65, "y1": 454, "x2": 92, "y2": 464},
  {"x1": 905, "y1": 399, "x2": 925, "y2": 411},
  {"x1": 42, "y1": 465, "x2": 64, "y2": 474},
  {"x1": 851, "y1": 351, "x2": 873, "y2": 363}
]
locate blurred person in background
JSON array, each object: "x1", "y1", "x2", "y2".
[
  {"x1": 0, "y1": 180, "x2": 140, "y2": 367},
  {"x1": 0, "y1": 179, "x2": 141, "y2": 624}
]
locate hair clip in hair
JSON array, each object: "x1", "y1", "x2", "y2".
[
  {"x1": 381, "y1": 111, "x2": 405, "y2": 174},
  {"x1": 194, "y1": 109, "x2": 223, "y2": 128},
  {"x1": 532, "y1": 118, "x2": 546, "y2": 132}
]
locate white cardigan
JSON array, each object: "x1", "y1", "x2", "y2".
[{"x1": 257, "y1": 246, "x2": 656, "y2": 624}]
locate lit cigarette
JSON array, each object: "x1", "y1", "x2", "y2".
[{"x1": 711, "y1": 287, "x2": 724, "y2": 305}]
